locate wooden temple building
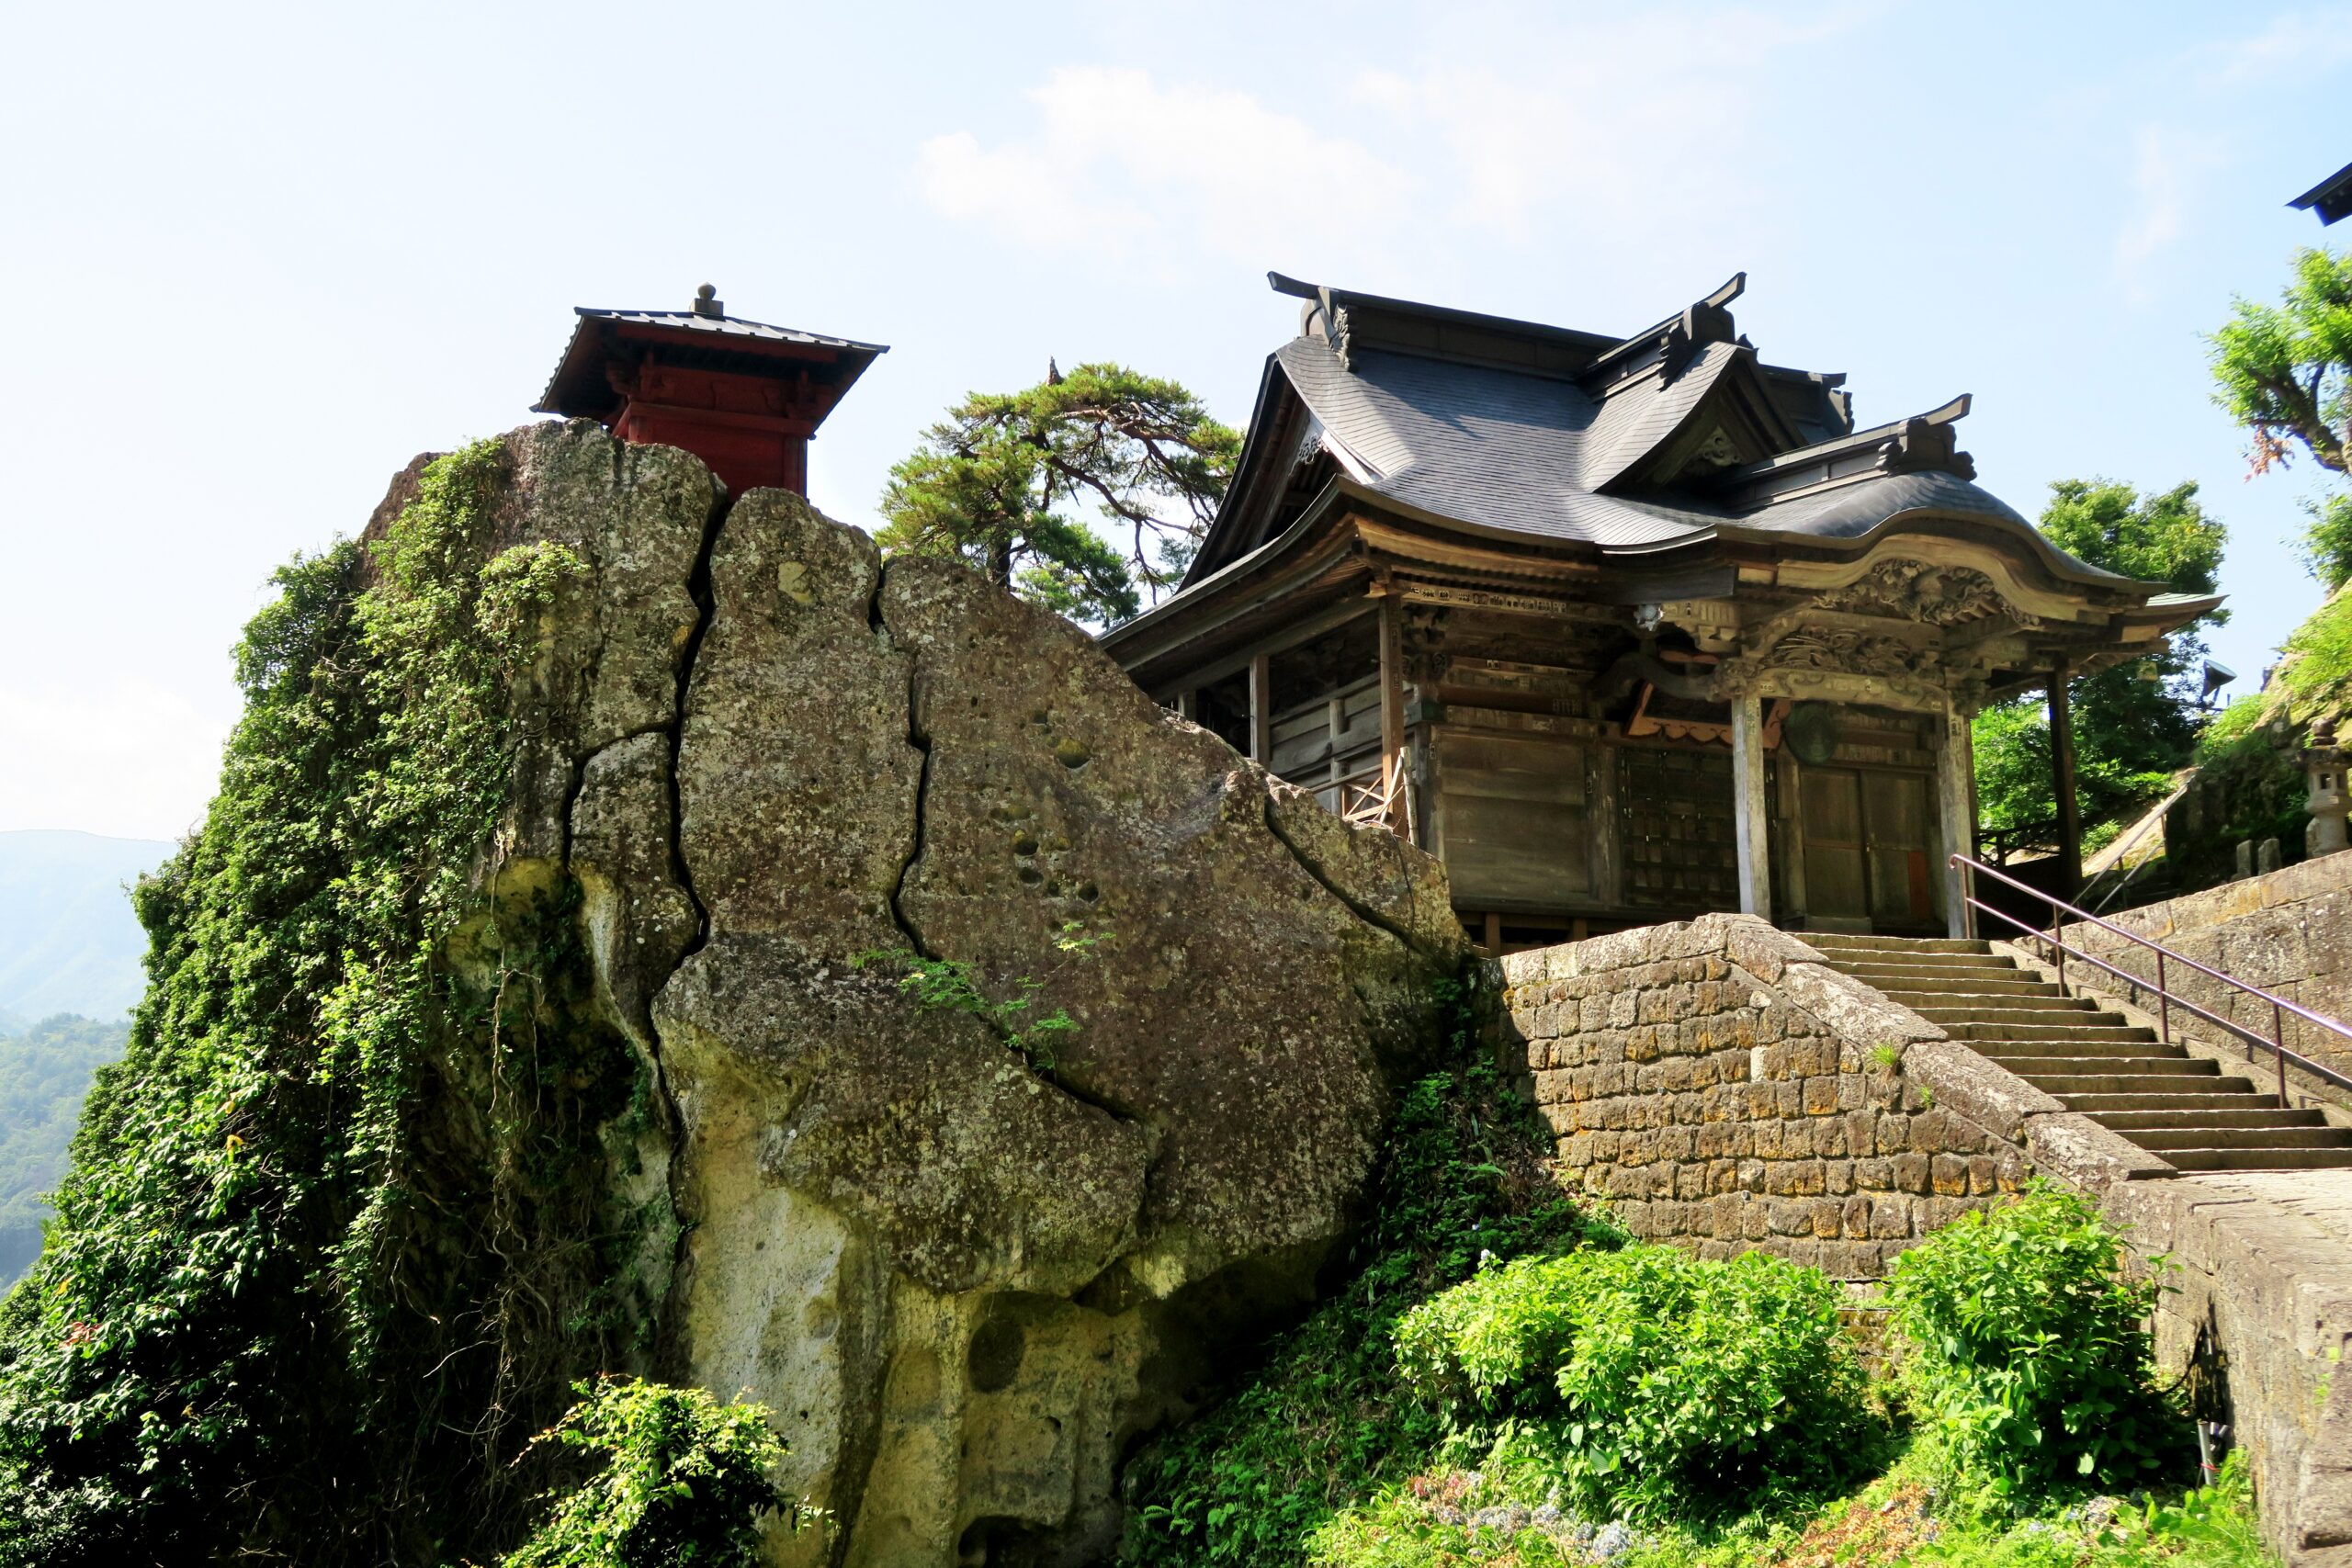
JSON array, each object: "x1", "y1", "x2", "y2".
[{"x1": 1100, "y1": 274, "x2": 2218, "y2": 949}]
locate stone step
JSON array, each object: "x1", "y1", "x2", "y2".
[
  {"x1": 2128, "y1": 1126, "x2": 2352, "y2": 1152},
  {"x1": 2060, "y1": 1088, "x2": 2276, "y2": 1113},
  {"x1": 1987, "y1": 1055, "x2": 2221, "y2": 1079},
  {"x1": 1820, "y1": 951, "x2": 2021, "y2": 974},
  {"x1": 2017, "y1": 1069, "x2": 2260, "y2": 1099},
  {"x1": 2093, "y1": 1107, "x2": 2330, "y2": 1132},
  {"x1": 2161, "y1": 1147, "x2": 2352, "y2": 1172},
  {"x1": 1834, "y1": 968, "x2": 2041, "y2": 991},
  {"x1": 1909, "y1": 997, "x2": 2104, "y2": 1021},
  {"x1": 1804, "y1": 934, "x2": 1995, "y2": 955},
  {"x1": 1871, "y1": 982, "x2": 2060, "y2": 1006},
  {"x1": 1970, "y1": 1036, "x2": 2196, "y2": 1061},
  {"x1": 1945, "y1": 1020, "x2": 2153, "y2": 1043}
]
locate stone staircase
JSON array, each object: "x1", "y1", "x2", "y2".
[{"x1": 1804, "y1": 932, "x2": 2352, "y2": 1173}]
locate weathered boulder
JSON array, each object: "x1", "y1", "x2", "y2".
[{"x1": 442, "y1": 425, "x2": 1464, "y2": 1564}]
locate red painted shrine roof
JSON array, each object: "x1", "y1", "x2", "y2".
[{"x1": 535, "y1": 290, "x2": 888, "y2": 423}]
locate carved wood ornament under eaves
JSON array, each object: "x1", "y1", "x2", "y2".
[
  {"x1": 1813, "y1": 559, "x2": 2026, "y2": 629},
  {"x1": 1402, "y1": 605, "x2": 1451, "y2": 684}
]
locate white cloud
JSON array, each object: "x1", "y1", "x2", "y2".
[
  {"x1": 916, "y1": 66, "x2": 1416, "y2": 265},
  {"x1": 2113, "y1": 124, "x2": 2222, "y2": 302},
  {"x1": 2202, "y1": 7, "x2": 2352, "y2": 89},
  {"x1": 0, "y1": 678, "x2": 225, "y2": 840},
  {"x1": 1351, "y1": 7, "x2": 1873, "y2": 240}
]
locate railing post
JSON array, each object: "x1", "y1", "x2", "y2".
[
  {"x1": 2050, "y1": 896, "x2": 2065, "y2": 990},
  {"x1": 2157, "y1": 951, "x2": 2169, "y2": 1046},
  {"x1": 2277, "y1": 998, "x2": 2290, "y2": 1107}
]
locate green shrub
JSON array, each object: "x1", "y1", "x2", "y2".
[
  {"x1": 2301, "y1": 492, "x2": 2352, "y2": 592},
  {"x1": 2281, "y1": 589, "x2": 2352, "y2": 716},
  {"x1": 1116, "y1": 1038, "x2": 1608, "y2": 1567},
  {"x1": 502, "y1": 1378, "x2": 796, "y2": 1568},
  {"x1": 1883, "y1": 1186, "x2": 2183, "y2": 1498},
  {"x1": 1394, "y1": 1244, "x2": 1873, "y2": 1521}
]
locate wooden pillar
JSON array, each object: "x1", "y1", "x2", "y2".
[
  {"x1": 1939, "y1": 705, "x2": 1977, "y2": 938},
  {"x1": 2048, "y1": 659, "x2": 2082, "y2": 898},
  {"x1": 1173, "y1": 689, "x2": 1198, "y2": 723},
  {"x1": 1248, "y1": 654, "x2": 1272, "y2": 765},
  {"x1": 1730, "y1": 693, "x2": 1772, "y2": 919},
  {"x1": 1774, "y1": 748, "x2": 1807, "y2": 923},
  {"x1": 1376, "y1": 595, "x2": 1406, "y2": 777}
]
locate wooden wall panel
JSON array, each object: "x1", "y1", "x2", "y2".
[{"x1": 1437, "y1": 731, "x2": 1592, "y2": 908}]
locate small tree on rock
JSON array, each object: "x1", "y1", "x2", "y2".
[{"x1": 876, "y1": 363, "x2": 1239, "y2": 626}]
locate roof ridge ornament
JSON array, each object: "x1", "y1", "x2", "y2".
[
  {"x1": 692, "y1": 283, "x2": 724, "y2": 319},
  {"x1": 1875, "y1": 409, "x2": 1976, "y2": 481}
]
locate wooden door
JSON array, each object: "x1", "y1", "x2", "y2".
[
  {"x1": 1862, "y1": 771, "x2": 1935, "y2": 927},
  {"x1": 1799, "y1": 766, "x2": 1936, "y2": 930},
  {"x1": 1801, "y1": 769, "x2": 1868, "y2": 922}
]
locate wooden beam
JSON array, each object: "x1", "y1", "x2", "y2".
[
  {"x1": 1248, "y1": 654, "x2": 1272, "y2": 765},
  {"x1": 1938, "y1": 706, "x2": 1977, "y2": 938},
  {"x1": 1730, "y1": 694, "x2": 1773, "y2": 919},
  {"x1": 2048, "y1": 660, "x2": 2083, "y2": 898},
  {"x1": 1377, "y1": 592, "x2": 1406, "y2": 774}
]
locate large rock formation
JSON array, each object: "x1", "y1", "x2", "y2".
[{"x1": 458, "y1": 422, "x2": 1463, "y2": 1563}]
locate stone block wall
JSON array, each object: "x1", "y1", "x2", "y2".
[
  {"x1": 1497, "y1": 913, "x2": 2167, "y2": 1280},
  {"x1": 2058, "y1": 848, "x2": 2352, "y2": 1084}
]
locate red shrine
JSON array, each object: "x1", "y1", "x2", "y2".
[{"x1": 535, "y1": 286, "x2": 886, "y2": 496}]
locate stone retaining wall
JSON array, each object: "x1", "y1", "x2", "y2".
[
  {"x1": 1497, "y1": 913, "x2": 2165, "y2": 1280},
  {"x1": 1498, "y1": 912, "x2": 2352, "y2": 1567},
  {"x1": 2059, "y1": 848, "x2": 2352, "y2": 1086}
]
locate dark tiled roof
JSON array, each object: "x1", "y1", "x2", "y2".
[
  {"x1": 2290, "y1": 160, "x2": 2352, "y2": 224},
  {"x1": 1734, "y1": 469, "x2": 2028, "y2": 538},
  {"x1": 1266, "y1": 335, "x2": 2030, "y2": 554}
]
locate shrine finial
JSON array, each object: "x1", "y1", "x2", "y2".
[{"x1": 693, "y1": 283, "x2": 723, "y2": 319}]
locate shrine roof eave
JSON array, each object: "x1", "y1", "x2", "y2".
[
  {"x1": 1100, "y1": 474, "x2": 1607, "y2": 669},
  {"x1": 1101, "y1": 481, "x2": 2222, "y2": 679},
  {"x1": 534, "y1": 308, "x2": 889, "y2": 421}
]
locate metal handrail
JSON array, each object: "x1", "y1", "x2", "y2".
[{"x1": 1951, "y1": 851, "x2": 2352, "y2": 1102}]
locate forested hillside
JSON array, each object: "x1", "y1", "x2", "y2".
[
  {"x1": 0, "y1": 1016, "x2": 127, "y2": 1285},
  {"x1": 0, "y1": 832, "x2": 173, "y2": 1029}
]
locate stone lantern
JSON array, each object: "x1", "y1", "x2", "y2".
[{"x1": 2309, "y1": 716, "x2": 2350, "y2": 857}]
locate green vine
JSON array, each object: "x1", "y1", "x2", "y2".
[{"x1": 0, "y1": 440, "x2": 657, "y2": 1566}]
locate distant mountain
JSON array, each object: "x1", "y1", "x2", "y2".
[
  {"x1": 0, "y1": 830, "x2": 175, "y2": 1026},
  {"x1": 0, "y1": 1013, "x2": 128, "y2": 1285}
]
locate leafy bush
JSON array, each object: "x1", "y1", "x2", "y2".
[
  {"x1": 1883, "y1": 1186, "x2": 2183, "y2": 1498},
  {"x1": 1394, "y1": 1244, "x2": 1873, "y2": 1521},
  {"x1": 1116, "y1": 1032, "x2": 1609, "y2": 1567},
  {"x1": 502, "y1": 1378, "x2": 796, "y2": 1568}
]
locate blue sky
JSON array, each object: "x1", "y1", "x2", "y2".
[{"x1": 3, "y1": 0, "x2": 2346, "y2": 840}]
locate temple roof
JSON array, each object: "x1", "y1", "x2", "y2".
[
  {"x1": 1185, "y1": 274, "x2": 2105, "y2": 587},
  {"x1": 535, "y1": 294, "x2": 888, "y2": 422},
  {"x1": 2291, "y1": 159, "x2": 2352, "y2": 225}
]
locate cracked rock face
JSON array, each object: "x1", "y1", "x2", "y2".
[{"x1": 436, "y1": 424, "x2": 1463, "y2": 1566}]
